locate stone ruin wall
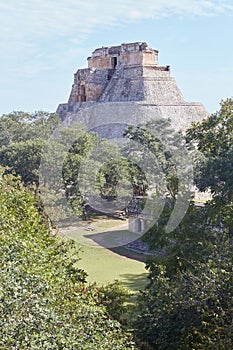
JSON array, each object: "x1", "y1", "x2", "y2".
[
  {"x1": 56, "y1": 42, "x2": 210, "y2": 233},
  {"x1": 57, "y1": 42, "x2": 209, "y2": 133},
  {"x1": 62, "y1": 42, "x2": 168, "y2": 109}
]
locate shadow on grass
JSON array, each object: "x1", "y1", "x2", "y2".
[
  {"x1": 120, "y1": 272, "x2": 149, "y2": 291},
  {"x1": 83, "y1": 230, "x2": 149, "y2": 263},
  {"x1": 109, "y1": 246, "x2": 148, "y2": 262},
  {"x1": 84, "y1": 229, "x2": 139, "y2": 247}
]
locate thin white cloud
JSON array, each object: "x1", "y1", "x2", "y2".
[
  {"x1": 0, "y1": 0, "x2": 233, "y2": 42},
  {"x1": 0, "y1": 0, "x2": 232, "y2": 77},
  {"x1": 0, "y1": 0, "x2": 232, "y2": 115}
]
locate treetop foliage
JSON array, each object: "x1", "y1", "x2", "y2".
[
  {"x1": 134, "y1": 98, "x2": 233, "y2": 349},
  {"x1": 0, "y1": 168, "x2": 137, "y2": 349}
]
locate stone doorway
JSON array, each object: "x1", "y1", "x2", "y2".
[{"x1": 111, "y1": 56, "x2": 118, "y2": 68}]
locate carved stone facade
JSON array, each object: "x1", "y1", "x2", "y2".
[{"x1": 57, "y1": 42, "x2": 209, "y2": 134}]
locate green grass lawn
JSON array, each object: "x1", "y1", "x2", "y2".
[{"x1": 61, "y1": 219, "x2": 148, "y2": 292}]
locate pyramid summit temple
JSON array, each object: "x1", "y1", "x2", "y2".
[{"x1": 57, "y1": 42, "x2": 209, "y2": 136}]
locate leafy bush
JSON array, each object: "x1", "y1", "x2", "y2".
[
  {"x1": 97, "y1": 281, "x2": 132, "y2": 322},
  {"x1": 135, "y1": 260, "x2": 233, "y2": 349},
  {"x1": 0, "y1": 170, "x2": 136, "y2": 349},
  {"x1": 134, "y1": 98, "x2": 233, "y2": 349}
]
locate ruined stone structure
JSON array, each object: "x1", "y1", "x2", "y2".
[
  {"x1": 57, "y1": 42, "x2": 209, "y2": 234},
  {"x1": 57, "y1": 42, "x2": 209, "y2": 136}
]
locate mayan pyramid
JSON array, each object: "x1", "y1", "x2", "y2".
[{"x1": 57, "y1": 42, "x2": 209, "y2": 137}]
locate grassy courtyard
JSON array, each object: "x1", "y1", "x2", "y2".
[{"x1": 61, "y1": 219, "x2": 148, "y2": 292}]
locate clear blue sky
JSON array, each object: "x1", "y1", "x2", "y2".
[{"x1": 0, "y1": 0, "x2": 233, "y2": 116}]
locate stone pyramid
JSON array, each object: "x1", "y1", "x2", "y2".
[{"x1": 57, "y1": 42, "x2": 209, "y2": 136}]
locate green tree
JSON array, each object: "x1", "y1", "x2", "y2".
[
  {"x1": 0, "y1": 168, "x2": 137, "y2": 349},
  {"x1": 133, "y1": 99, "x2": 233, "y2": 349},
  {"x1": 124, "y1": 120, "x2": 182, "y2": 198},
  {"x1": 136, "y1": 256, "x2": 233, "y2": 350},
  {"x1": 0, "y1": 111, "x2": 60, "y2": 185},
  {"x1": 0, "y1": 138, "x2": 45, "y2": 185},
  {"x1": 186, "y1": 97, "x2": 233, "y2": 233},
  {"x1": 0, "y1": 111, "x2": 59, "y2": 145},
  {"x1": 62, "y1": 131, "x2": 99, "y2": 217}
]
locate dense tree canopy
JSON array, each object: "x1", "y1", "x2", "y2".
[
  {"x1": 1, "y1": 98, "x2": 232, "y2": 349},
  {"x1": 0, "y1": 168, "x2": 136, "y2": 349},
  {"x1": 134, "y1": 98, "x2": 233, "y2": 349},
  {"x1": 186, "y1": 97, "x2": 233, "y2": 233},
  {"x1": 0, "y1": 111, "x2": 60, "y2": 185}
]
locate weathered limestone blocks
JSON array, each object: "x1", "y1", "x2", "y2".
[
  {"x1": 57, "y1": 42, "x2": 209, "y2": 133},
  {"x1": 56, "y1": 42, "x2": 210, "y2": 234}
]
